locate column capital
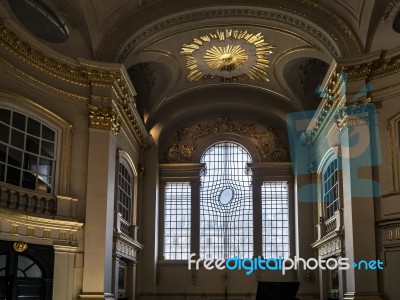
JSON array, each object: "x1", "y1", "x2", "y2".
[
  {"x1": 336, "y1": 112, "x2": 369, "y2": 131},
  {"x1": 87, "y1": 104, "x2": 121, "y2": 135}
]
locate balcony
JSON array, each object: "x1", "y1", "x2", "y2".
[
  {"x1": 325, "y1": 211, "x2": 341, "y2": 234},
  {"x1": 0, "y1": 182, "x2": 78, "y2": 219}
]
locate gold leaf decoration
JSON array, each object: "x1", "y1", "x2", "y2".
[
  {"x1": 13, "y1": 242, "x2": 28, "y2": 253},
  {"x1": 204, "y1": 45, "x2": 248, "y2": 71},
  {"x1": 180, "y1": 29, "x2": 275, "y2": 82},
  {"x1": 164, "y1": 117, "x2": 288, "y2": 162}
]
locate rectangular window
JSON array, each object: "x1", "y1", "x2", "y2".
[
  {"x1": 164, "y1": 182, "x2": 191, "y2": 260},
  {"x1": 262, "y1": 181, "x2": 290, "y2": 258}
]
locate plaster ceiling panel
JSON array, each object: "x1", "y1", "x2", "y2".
[
  {"x1": 146, "y1": 83, "x2": 298, "y2": 136},
  {"x1": 124, "y1": 23, "x2": 332, "y2": 121},
  {"x1": 282, "y1": 57, "x2": 329, "y2": 111},
  {"x1": 92, "y1": 0, "x2": 128, "y2": 28},
  {"x1": 99, "y1": 0, "x2": 362, "y2": 62},
  {"x1": 318, "y1": 0, "x2": 379, "y2": 47},
  {"x1": 334, "y1": 0, "x2": 365, "y2": 22},
  {"x1": 369, "y1": 2, "x2": 400, "y2": 52},
  {"x1": 77, "y1": 0, "x2": 139, "y2": 56}
]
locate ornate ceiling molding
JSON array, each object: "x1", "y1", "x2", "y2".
[
  {"x1": 113, "y1": 5, "x2": 346, "y2": 63},
  {"x1": 163, "y1": 116, "x2": 289, "y2": 163},
  {"x1": 383, "y1": 0, "x2": 400, "y2": 20},
  {"x1": 180, "y1": 29, "x2": 275, "y2": 81},
  {"x1": 338, "y1": 47, "x2": 400, "y2": 82},
  {"x1": 97, "y1": 0, "x2": 363, "y2": 62},
  {"x1": 0, "y1": 18, "x2": 150, "y2": 148}
]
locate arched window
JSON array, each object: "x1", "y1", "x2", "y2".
[
  {"x1": 322, "y1": 158, "x2": 339, "y2": 219},
  {"x1": 118, "y1": 161, "x2": 133, "y2": 225},
  {"x1": 160, "y1": 140, "x2": 292, "y2": 261},
  {"x1": 200, "y1": 142, "x2": 252, "y2": 259},
  {"x1": 16, "y1": 255, "x2": 43, "y2": 278},
  {"x1": 0, "y1": 108, "x2": 56, "y2": 193}
]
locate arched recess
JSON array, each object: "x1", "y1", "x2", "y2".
[
  {"x1": 124, "y1": 49, "x2": 182, "y2": 119},
  {"x1": 274, "y1": 47, "x2": 332, "y2": 111},
  {"x1": 161, "y1": 116, "x2": 289, "y2": 165}
]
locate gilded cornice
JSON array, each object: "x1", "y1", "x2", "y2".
[
  {"x1": 301, "y1": 46, "x2": 398, "y2": 147},
  {"x1": 96, "y1": 0, "x2": 361, "y2": 62},
  {"x1": 302, "y1": 68, "x2": 346, "y2": 146},
  {"x1": 335, "y1": 111, "x2": 369, "y2": 131},
  {"x1": 337, "y1": 47, "x2": 400, "y2": 82},
  {"x1": 0, "y1": 19, "x2": 149, "y2": 148}
]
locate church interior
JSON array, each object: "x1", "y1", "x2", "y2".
[{"x1": 0, "y1": 0, "x2": 400, "y2": 299}]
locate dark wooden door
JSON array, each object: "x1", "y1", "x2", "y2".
[{"x1": 0, "y1": 241, "x2": 53, "y2": 300}]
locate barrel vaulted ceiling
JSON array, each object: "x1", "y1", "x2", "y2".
[{"x1": 1, "y1": 0, "x2": 398, "y2": 145}]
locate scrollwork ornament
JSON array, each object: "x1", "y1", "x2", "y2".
[
  {"x1": 164, "y1": 116, "x2": 289, "y2": 162},
  {"x1": 270, "y1": 149, "x2": 288, "y2": 162}
]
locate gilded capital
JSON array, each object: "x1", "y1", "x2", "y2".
[
  {"x1": 87, "y1": 104, "x2": 121, "y2": 135},
  {"x1": 335, "y1": 112, "x2": 369, "y2": 131}
]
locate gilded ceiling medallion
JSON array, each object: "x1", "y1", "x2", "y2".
[
  {"x1": 204, "y1": 45, "x2": 248, "y2": 71},
  {"x1": 180, "y1": 29, "x2": 275, "y2": 82}
]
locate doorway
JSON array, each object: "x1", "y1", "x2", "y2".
[{"x1": 0, "y1": 241, "x2": 53, "y2": 300}]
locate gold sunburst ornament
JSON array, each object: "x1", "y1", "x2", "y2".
[
  {"x1": 180, "y1": 29, "x2": 275, "y2": 82},
  {"x1": 205, "y1": 45, "x2": 248, "y2": 71}
]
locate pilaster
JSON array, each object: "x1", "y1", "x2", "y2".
[
  {"x1": 80, "y1": 128, "x2": 117, "y2": 299},
  {"x1": 338, "y1": 107, "x2": 382, "y2": 300}
]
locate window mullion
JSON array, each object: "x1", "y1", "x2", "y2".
[
  {"x1": 191, "y1": 179, "x2": 200, "y2": 258},
  {"x1": 252, "y1": 178, "x2": 263, "y2": 258}
]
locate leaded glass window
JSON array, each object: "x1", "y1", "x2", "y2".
[
  {"x1": 262, "y1": 181, "x2": 290, "y2": 258},
  {"x1": 200, "y1": 142, "x2": 253, "y2": 259},
  {"x1": 164, "y1": 182, "x2": 191, "y2": 260},
  {"x1": 323, "y1": 159, "x2": 339, "y2": 219},
  {"x1": 118, "y1": 162, "x2": 133, "y2": 223}
]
